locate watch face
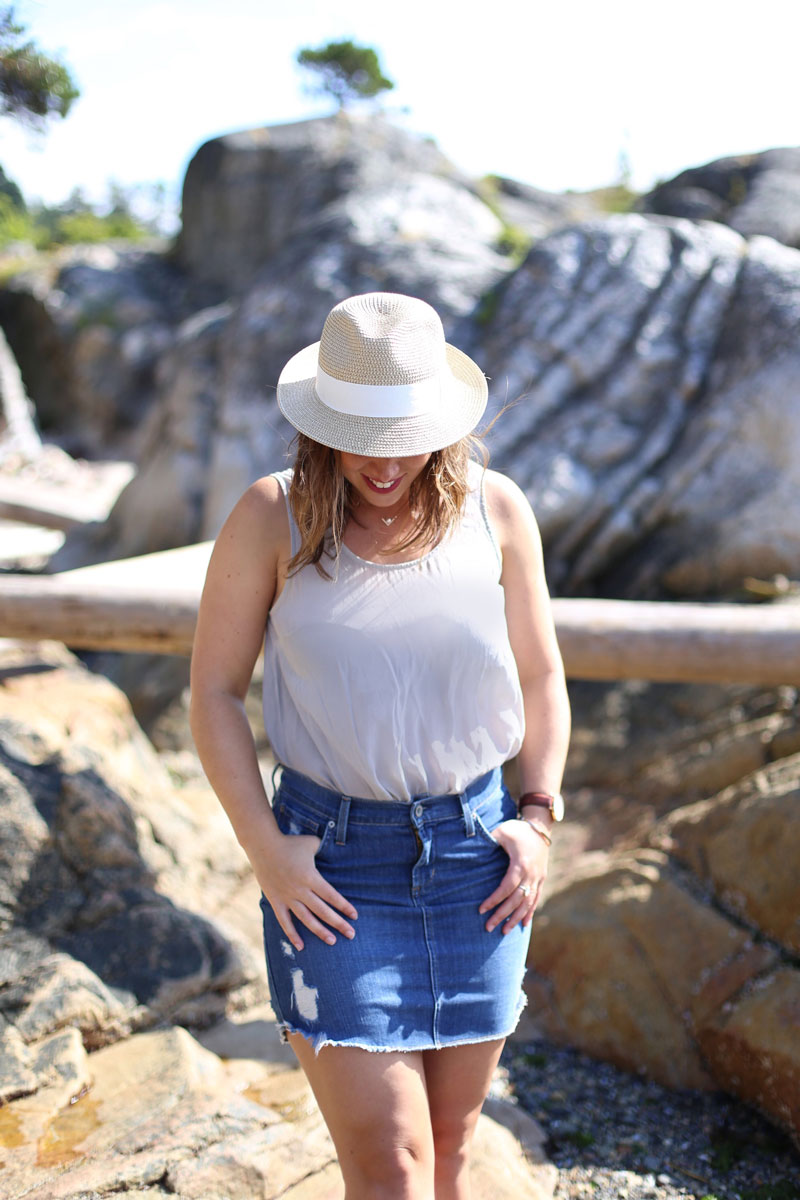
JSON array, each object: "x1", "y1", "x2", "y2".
[{"x1": 551, "y1": 793, "x2": 565, "y2": 821}]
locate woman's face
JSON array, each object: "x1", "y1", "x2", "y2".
[{"x1": 338, "y1": 452, "x2": 432, "y2": 511}]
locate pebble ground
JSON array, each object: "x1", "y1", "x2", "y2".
[{"x1": 502, "y1": 1037, "x2": 800, "y2": 1200}]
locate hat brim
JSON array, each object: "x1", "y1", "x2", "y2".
[{"x1": 277, "y1": 340, "x2": 488, "y2": 457}]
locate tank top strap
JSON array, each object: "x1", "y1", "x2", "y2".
[
  {"x1": 271, "y1": 468, "x2": 300, "y2": 558},
  {"x1": 467, "y1": 460, "x2": 502, "y2": 573}
]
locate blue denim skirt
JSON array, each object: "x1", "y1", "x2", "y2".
[{"x1": 259, "y1": 765, "x2": 530, "y2": 1053}]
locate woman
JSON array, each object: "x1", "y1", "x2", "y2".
[{"x1": 190, "y1": 292, "x2": 570, "y2": 1200}]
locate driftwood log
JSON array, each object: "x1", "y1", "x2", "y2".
[{"x1": 0, "y1": 545, "x2": 798, "y2": 683}]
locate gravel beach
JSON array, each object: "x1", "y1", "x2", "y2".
[{"x1": 502, "y1": 1034, "x2": 799, "y2": 1200}]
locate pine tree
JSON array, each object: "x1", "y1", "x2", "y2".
[{"x1": 296, "y1": 40, "x2": 394, "y2": 109}]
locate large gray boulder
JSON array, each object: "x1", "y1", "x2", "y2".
[
  {"x1": 477, "y1": 214, "x2": 800, "y2": 595},
  {"x1": 49, "y1": 118, "x2": 519, "y2": 567},
  {"x1": 640, "y1": 146, "x2": 800, "y2": 249},
  {"x1": 0, "y1": 243, "x2": 187, "y2": 458},
  {"x1": 5, "y1": 117, "x2": 800, "y2": 599},
  {"x1": 176, "y1": 112, "x2": 468, "y2": 292}
]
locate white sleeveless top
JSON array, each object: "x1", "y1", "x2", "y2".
[{"x1": 262, "y1": 462, "x2": 525, "y2": 801}]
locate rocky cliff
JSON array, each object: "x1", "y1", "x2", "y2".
[
  {"x1": 3, "y1": 116, "x2": 799, "y2": 599},
  {"x1": 2, "y1": 113, "x2": 800, "y2": 1157}
]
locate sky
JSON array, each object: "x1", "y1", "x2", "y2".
[{"x1": 2, "y1": 0, "x2": 800, "y2": 228}]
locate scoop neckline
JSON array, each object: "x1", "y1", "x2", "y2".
[{"x1": 340, "y1": 539, "x2": 443, "y2": 570}]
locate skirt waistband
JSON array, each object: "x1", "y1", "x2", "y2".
[{"x1": 273, "y1": 764, "x2": 504, "y2": 829}]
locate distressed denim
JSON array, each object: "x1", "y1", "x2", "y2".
[{"x1": 259, "y1": 765, "x2": 530, "y2": 1053}]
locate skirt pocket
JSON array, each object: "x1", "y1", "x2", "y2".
[{"x1": 274, "y1": 795, "x2": 335, "y2": 857}]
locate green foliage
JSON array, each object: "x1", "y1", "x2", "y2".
[
  {"x1": 497, "y1": 221, "x2": 532, "y2": 263},
  {"x1": 0, "y1": 182, "x2": 153, "y2": 250},
  {"x1": 477, "y1": 175, "x2": 532, "y2": 266},
  {"x1": 296, "y1": 39, "x2": 394, "y2": 108},
  {"x1": 0, "y1": 189, "x2": 31, "y2": 244},
  {"x1": 588, "y1": 183, "x2": 639, "y2": 213},
  {"x1": 0, "y1": 5, "x2": 79, "y2": 127}
]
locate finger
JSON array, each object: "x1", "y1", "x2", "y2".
[
  {"x1": 291, "y1": 902, "x2": 342, "y2": 946},
  {"x1": 315, "y1": 877, "x2": 359, "y2": 922},
  {"x1": 521, "y1": 881, "x2": 545, "y2": 927},
  {"x1": 502, "y1": 905, "x2": 531, "y2": 934},
  {"x1": 485, "y1": 887, "x2": 528, "y2": 932},
  {"x1": 304, "y1": 892, "x2": 357, "y2": 940},
  {"x1": 502, "y1": 892, "x2": 537, "y2": 933},
  {"x1": 478, "y1": 866, "x2": 521, "y2": 914},
  {"x1": 276, "y1": 908, "x2": 305, "y2": 953}
]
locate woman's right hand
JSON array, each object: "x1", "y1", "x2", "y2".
[{"x1": 252, "y1": 832, "x2": 358, "y2": 952}]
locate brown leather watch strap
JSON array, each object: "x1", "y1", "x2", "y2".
[{"x1": 518, "y1": 791, "x2": 556, "y2": 810}]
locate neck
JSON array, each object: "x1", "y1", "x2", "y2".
[{"x1": 349, "y1": 495, "x2": 413, "y2": 532}]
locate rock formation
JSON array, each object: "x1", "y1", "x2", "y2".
[
  {"x1": 476, "y1": 215, "x2": 800, "y2": 596},
  {"x1": 0, "y1": 325, "x2": 40, "y2": 464},
  {"x1": 1, "y1": 1016, "x2": 554, "y2": 1200},
  {"x1": 527, "y1": 750, "x2": 800, "y2": 1144},
  {"x1": 2, "y1": 110, "x2": 800, "y2": 1164},
  {"x1": 0, "y1": 117, "x2": 796, "y2": 598},
  {"x1": 0, "y1": 638, "x2": 556, "y2": 1199},
  {"x1": 0, "y1": 244, "x2": 191, "y2": 460},
  {"x1": 0, "y1": 638, "x2": 263, "y2": 1107},
  {"x1": 640, "y1": 146, "x2": 800, "y2": 249}
]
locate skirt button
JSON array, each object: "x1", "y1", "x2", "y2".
[{"x1": 414, "y1": 803, "x2": 424, "y2": 818}]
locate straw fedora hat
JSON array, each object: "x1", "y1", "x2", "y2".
[{"x1": 277, "y1": 292, "x2": 488, "y2": 457}]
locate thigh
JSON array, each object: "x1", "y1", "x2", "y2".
[
  {"x1": 423, "y1": 1038, "x2": 505, "y2": 1146},
  {"x1": 289, "y1": 1033, "x2": 435, "y2": 1163}
]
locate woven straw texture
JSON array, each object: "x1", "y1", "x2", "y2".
[
  {"x1": 319, "y1": 293, "x2": 446, "y2": 385},
  {"x1": 277, "y1": 293, "x2": 487, "y2": 456}
]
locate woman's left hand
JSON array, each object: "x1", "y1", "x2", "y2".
[{"x1": 478, "y1": 819, "x2": 550, "y2": 934}]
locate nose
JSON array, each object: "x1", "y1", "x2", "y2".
[{"x1": 368, "y1": 460, "x2": 402, "y2": 479}]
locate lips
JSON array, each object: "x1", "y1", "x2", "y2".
[{"x1": 363, "y1": 475, "x2": 402, "y2": 494}]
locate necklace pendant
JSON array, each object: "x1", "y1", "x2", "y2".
[{"x1": 381, "y1": 515, "x2": 397, "y2": 526}]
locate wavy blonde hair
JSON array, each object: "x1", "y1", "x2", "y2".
[{"x1": 287, "y1": 433, "x2": 489, "y2": 577}]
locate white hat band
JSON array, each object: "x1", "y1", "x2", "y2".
[{"x1": 316, "y1": 364, "x2": 442, "y2": 419}]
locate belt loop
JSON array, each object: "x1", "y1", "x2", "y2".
[
  {"x1": 460, "y1": 792, "x2": 476, "y2": 837},
  {"x1": 336, "y1": 797, "x2": 351, "y2": 845},
  {"x1": 270, "y1": 761, "x2": 283, "y2": 798}
]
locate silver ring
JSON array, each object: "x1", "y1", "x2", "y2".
[{"x1": 518, "y1": 883, "x2": 532, "y2": 898}]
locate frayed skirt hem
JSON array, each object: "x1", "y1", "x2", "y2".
[{"x1": 276, "y1": 991, "x2": 528, "y2": 1056}]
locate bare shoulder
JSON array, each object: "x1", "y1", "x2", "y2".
[
  {"x1": 482, "y1": 468, "x2": 540, "y2": 547},
  {"x1": 214, "y1": 474, "x2": 290, "y2": 557},
  {"x1": 202, "y1": 474, "x2": 291, "y2": 608}
]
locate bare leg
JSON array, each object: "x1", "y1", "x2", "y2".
[
  {"x1": 423, "y1": 1038, "x2": 506, "y2": 1200},
  {"x1": 288, "y1": 1032, "x2": 436, "y2": 1199}
]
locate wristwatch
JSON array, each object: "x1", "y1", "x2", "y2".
[{"x1": 518, "y1": 791, "x2": 565, "y2": 822}]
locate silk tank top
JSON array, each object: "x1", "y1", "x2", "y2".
[{"x1": 262, "y1": 461, "x2": 525, "y2": 802}]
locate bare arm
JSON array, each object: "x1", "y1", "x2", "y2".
[
  {"x1": 189, "y1": 476, "x2": 357, "y2": 950},
  {"x1": 478, "y1": 469, "x2": 571, "y2": 932}
]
